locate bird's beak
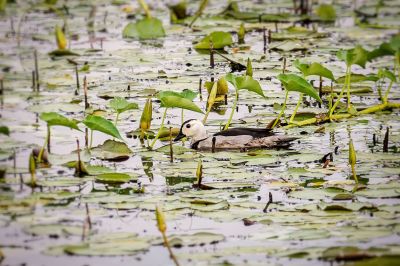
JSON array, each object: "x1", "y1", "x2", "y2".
[{"x1": 174, "y1": 131, "x2": 186, "y2": 141}]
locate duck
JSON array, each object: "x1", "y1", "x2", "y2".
[{"x1": 174, "y1": 119, "x2": 297, "y2": 151}]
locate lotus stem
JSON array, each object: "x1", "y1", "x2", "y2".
[
  {"x1": 149, "y1": 108, "x2": 168, "y2": 149},
  {"x1": 289, "y1": 93, "x2": 303, "y2": 124},
  {"x1": 351, "y1": 164, "x2": 358, "y2": 184},
  {"x1": 272, "y1": 90, "x2": 289, "y2": 128},
  {"x1": 223, "y1": 90, "x2": 239, "y2": 130}
]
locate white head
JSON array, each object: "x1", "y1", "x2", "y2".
[{"x1": 174, "y1": 119, "x2": 208, "y2": 143}]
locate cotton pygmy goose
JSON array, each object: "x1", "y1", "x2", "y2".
[{"x1": 174, "y1": 119, "x2": 297, "y2": 150}]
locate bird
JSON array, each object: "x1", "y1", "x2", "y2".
[{"x1": 174, "y1": 119, "x2": 297, "y2": 151}]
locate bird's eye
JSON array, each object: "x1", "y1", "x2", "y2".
[{"x1": 186, "y1": 124, "x2": 191, "y2": 129}]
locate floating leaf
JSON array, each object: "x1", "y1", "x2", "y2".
[
  {"x1": 95, "y1": 173, "x2": 133, "y2": 184},
  {"x1": 109, "y1": 97, "x2": 138, "y2": 114},
  {"x1": 293, "y1": 60, "x2": 335, "y2": 80},
  {"x1": 315, "y1": 4, "x2": 336, "y2": 21},
  {"x1": 60, "y1": 234, "x2": 150, "y2": 256},
  {"x1": 277, "y1": 73, "x2": 322, "y2": 102},
  {"x1": 90, "y1": 140, "x2": 132, "y2": 160},
  {"x1": 83, "y1": 115, "x2": 123, "y2": 140},
  {"x1": 39, "y1": 112, "x2": 80, "y2": 131},
  {"x1": 48, "y1": 49, "x2": 79, "y2": 57},
  {"x1": 122, "y1": 18, "x2": 165, "y2": 39},
  {"x1": 194, "y1": 31, "x2": 233, "y2": 50}
]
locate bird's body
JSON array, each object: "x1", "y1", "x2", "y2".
[{"x1": 174, "y1": 120, "x2": 297, "y2": 151}]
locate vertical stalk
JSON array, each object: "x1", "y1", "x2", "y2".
[
  {"x1": 38, "y1": 125, "x2": 50, "y2": 163},
  {"x1": 181, "y1": 109, "x2": 184, "y2": 124},
  {"x1": 223, "y1": 90, "x2": 238, "y2": 130},
  {"x1": 329, "y1": 66, "x2": 350, "y2": 119},
  {"x1": 46, "y1": 125, "x2": 51, "y2": 154},
  {"x1": 289, "y1": 93, "x2": 302, "y2": 124},
  {"x1": 383, "y1": 80, "x2": 393, "y2": 104},
  {"x1": 114, "y1": 112, "x2": 120, "y2": 126},
  {"x1": 34, "y1": 50, "x2": 39, "y2": 92},
  {"x1": 169, "y1": 127, "x2": 173, "y2": 163},
  {"x1": 272, "y1": 90, "x2": 289, "y2": 128},
  {"x1": 149, "y1": 108, "x2": 168, "y2": 148},
  {"x1": 161, "y1": 232, "x2": 180, "y2": 266},
  {"x1": 89, "y1": 129, "x2": 93, "y2": 149}
]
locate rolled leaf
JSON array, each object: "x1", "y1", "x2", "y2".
[
  {"x1": 55, "y1": 25, "x2": 67, "y2": 50},
  {"x1": 155, "y1": 204, "x2": 166, "y2": 233},
  {"x1": 140, "y1": 98, "x2": 153, "y2": 131}
]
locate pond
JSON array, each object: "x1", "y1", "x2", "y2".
[{"x1": 0, "y1": 0, "x2": 400, "y2": 265}]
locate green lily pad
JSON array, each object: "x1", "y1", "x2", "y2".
[
  {"x1": 122, "y1": 18, "x2": 165, "y2": 40},
  {"x1": 90, "y1": 140, "x2": 132, "y2": 160},
  {"x1": 95, "y1": 173, "x2": 135, "y2": 184}
]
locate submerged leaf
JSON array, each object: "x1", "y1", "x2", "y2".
[{"x1": 122, "y1": 18, "x2": 165, "y2": 40}]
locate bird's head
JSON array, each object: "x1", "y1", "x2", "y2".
[{"x1": 174, "y1": 119, "x2": 208, "y2": 142}]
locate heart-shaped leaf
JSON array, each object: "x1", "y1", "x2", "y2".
[
  {"x1": 226, "y1": 73, "x2": 264, "y2": 97},
  {"x1": 293, "y1": 60, "x2": 335, "y2": 80},
  {"x1": 40, "y1": 112, "x2": 80, "y2": 131},
  {"x1": 277, "y1": 73, "x2": 322, "y2": 103},
  {"x1": 160, "y1": 95, "x2": 203, "y2": 113},
  {"x1": 83, "y1": 115, "x2": 123, "y2": 140},
  {"x1": 337, "y1": 45, "x2": 368, "y2": 68},
  {"x1": 194, "y1": 31, "x2": 233, "y2": 50},
  {"x1": 122, "y1": 17, "x2": 165, "y2": 40},
  {"x1": 109, "y1": 97, "x2": 139, "y2": 114},
  {"x1": 368, "y1": 43, "x2": 395, "y2": 61},
  {"x1": 377, "y1": 69, "x2": 397, "y2": 82}
]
